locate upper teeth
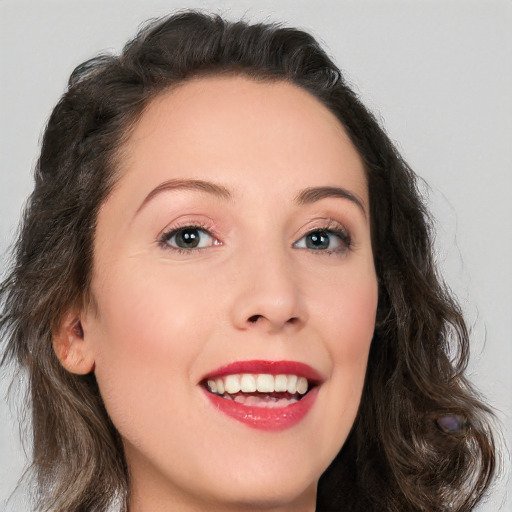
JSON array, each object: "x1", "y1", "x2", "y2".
[{"x1": 206, "y1": 374, "x2": 308, "y2": 395}]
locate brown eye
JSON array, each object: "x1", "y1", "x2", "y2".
[{"x1": 163, "y1": 227, "x2": 214, "y2": 250}]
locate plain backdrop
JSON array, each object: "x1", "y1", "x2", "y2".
[{"x1": 0, "y1": 0, "x2": 510, "y2": 510}]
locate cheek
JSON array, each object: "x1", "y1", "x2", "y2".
[
  {"x1": 340, "y1": 282, "x2": 377, "y2": 356},
  {"x1": 91, "y1": 256, "x2": 214, "y2": 357},
  {"x1": 318, "y1": 266, "x2": 378, "y2": 355},
  {"x1": 86, "y1": 264, "x2": 214, "y2": 436},
  {"x1": 313, "y1": 268, "x2": 377, "y2": 433}
]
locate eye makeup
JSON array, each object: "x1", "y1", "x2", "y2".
[{"x1": 158, "y1": 221, "x2": 221, "y2": 254}]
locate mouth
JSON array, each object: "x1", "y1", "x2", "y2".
[
  {"x1": 200, "y1": 360, "x2": 322, "y2": 430},
  {"x1": 202, "y1": 373, "x2": 312, "y2": 408}
]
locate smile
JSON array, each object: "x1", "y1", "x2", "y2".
[
  {"x1": 206, "y1": 373, "x2": 309, "y2": 407},
  {"x1": 201, "y1": 360, "x2": 322, "y2": 431}
]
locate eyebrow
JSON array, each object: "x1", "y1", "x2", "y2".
[
  {"x1": 136, "y1": 178, "x2": 232, "y2": 214},
  {"x1": 136, "y1": 179, "x2": 366, "y2": 218},
  {"x1": 295, "y1": 186, "x2": 367, "y2": 218}
]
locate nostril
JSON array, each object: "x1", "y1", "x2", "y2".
[{"x1": 247, "y1": 315, "x2": 299, "y2": 325}]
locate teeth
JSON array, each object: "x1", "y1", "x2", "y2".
[
  {"x1": 240, "y1": 374, "x2": 257, "y2": 392},
  {"x1": 256, "y1": 374, "x2": 274, "y2": 393},
  {"x1": 274, "y1": 374, "x2": 288, "y2": 392},
  {"x1": 287, "y1": 374, "x2": 297, "y2": 394},
  {"x1": 232, "y1": 394, "x2": 300, "y2": 408},
  {"x1": 206, "y1": 380, "x2": 217, "y2": 393},
  {"x1": 206, "y1": 373, "x2": 310, "y2": 396},
  {"x1": 224, "y1": 374, "x2": 241, "y2": 394},
  {"x1": 297, "y1": 377, "x2": 308, "y2": 395}
]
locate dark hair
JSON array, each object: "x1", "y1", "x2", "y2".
[{"x1": 0, "y1": 10, "x2": 496, "y2": 512}]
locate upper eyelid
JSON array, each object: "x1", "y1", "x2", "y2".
[
  {"x1": 163, "y1": 224, "x2": 214, "y2": 236},
  {"x1": 292, "y1": 219, "x2": 353, "y2": 252},
  {"x1": 294, "y1": 227, "x2": 351, "y2": 245},
  {"x1": 293, "y1": 218, "x2": 350, "y2": 238},
  {"x1": 157, "y1": 217, "x2": 352, "y2": 248},
  {"x1": 158, "y1": 224, "x2": 220, "y2": 252},
  {"x1": 162, "y1": 225, "x2": 213, "y2": 239},
  {"x1": 158, "y1": 217, "x2": 218, "y2": 240},
  {"x1": 162, "y1": 232, "x2": 221, "y2": 257}
]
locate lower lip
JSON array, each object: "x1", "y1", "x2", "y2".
[{"x1": 203, "y1": 387, "x2": 319, "y2": 431}]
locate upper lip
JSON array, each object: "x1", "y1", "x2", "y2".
[{"x1": 200, "y1": 360, "x2": 324, "y2": 384}]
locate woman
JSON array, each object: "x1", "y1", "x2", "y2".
[{"x1": 0, "y1": 11, "x2": 496, "y2": 512}]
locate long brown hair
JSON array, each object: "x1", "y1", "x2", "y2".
[{"x1": 0, "y1": 11, "x2": 496, "y2": 511}]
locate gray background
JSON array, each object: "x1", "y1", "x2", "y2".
[{"x1": 1, "y1": 0, "x2": 510, "y2": 510}]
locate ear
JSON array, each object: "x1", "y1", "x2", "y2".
[{"x1": 53, "y1": 310, "x2": 95, "y2": 375}]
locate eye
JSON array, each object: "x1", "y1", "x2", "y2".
[
  {"x1": 293, "y1": 228, "x2": 350, "y2": 253},
  {"x1": 161, "y1": 226, "x2": 216, "y2": 250}
]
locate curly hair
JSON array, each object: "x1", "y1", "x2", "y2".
[{"x1": 0, "y1": 10, "x2": 495, "y2": 512}]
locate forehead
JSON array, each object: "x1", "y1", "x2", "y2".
[{"x1": 116, "y1": 75, "x2": 368, "y2": 206}]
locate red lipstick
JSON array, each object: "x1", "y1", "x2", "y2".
[
  {"x1": 201, "y1": 360, "x2": 322, "y2": 431},
  {"x1": 201, "y1": 360, "x2": 323, "y2": 382}
]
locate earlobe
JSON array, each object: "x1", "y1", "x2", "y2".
[{"x1": 53, "y1": 311, "x2": 95, "y2": 375}]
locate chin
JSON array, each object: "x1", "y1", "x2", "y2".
[
  {"x1": 206, "y1": 477, "x2": 317, "y2": 511},
  {"x1": 193, "y1": 454, "x2": 322, "y2": 511}
]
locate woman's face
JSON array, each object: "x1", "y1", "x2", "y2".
[{"x1": 82, "y1": 76, "x2": 378, "y2": 511}]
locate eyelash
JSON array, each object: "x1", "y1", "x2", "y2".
[
  {"x1": 158, "y1": 220, "x2": 352, "y2": 255},
  {"x1": 158, "y1": 222, "x2": 220, "y2": 254},
  {"x1": 293, "y1": 221, "x2": 352, "y2": 255}
]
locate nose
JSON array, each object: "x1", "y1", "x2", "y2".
[{"x1": 230, "y1": 251, "x2": 307, "y2": 334}]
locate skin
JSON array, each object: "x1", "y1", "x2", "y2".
[{"x1": 57, "y1": 76, "x2": 378, "y2": 511}]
